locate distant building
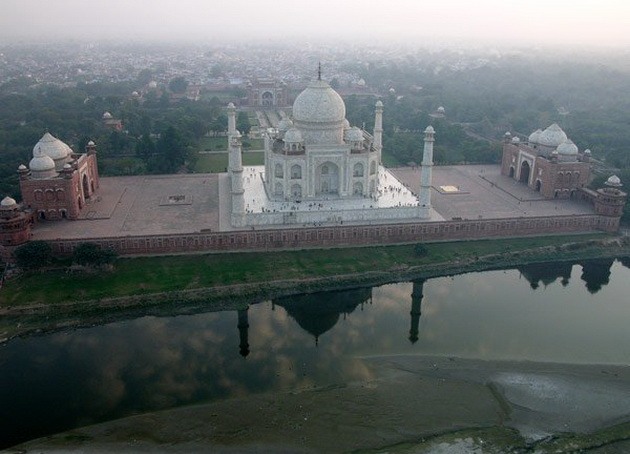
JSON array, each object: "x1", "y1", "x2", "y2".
[
  {"x1": 102, "y1": 111, "x2": 123, "y2": 131},
  {"x1": 246, "y1": 78, "x2": 289, "y2": 108}
]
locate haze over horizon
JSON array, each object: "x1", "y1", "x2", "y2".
[{"x1": 1, "y1": 0, "x2": 629, "y2": 50}]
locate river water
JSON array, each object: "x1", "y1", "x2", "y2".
[{"x1": 1, "y1": 257, "x2": 630, "y2": 448}]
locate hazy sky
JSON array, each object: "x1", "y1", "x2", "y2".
[{"x1": 2, "y1": 0, "x2": 629, "y2": 48}]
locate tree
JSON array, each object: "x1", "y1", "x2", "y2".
[
  {"x1": 73, "y1": 242, "x2": 117, "y2": 268},
  {"x1": 13, "y1": 241, "x2": 53, "y2": 270},
  {"x1": 237, "y1": 111, "x2": 251, "y2": 135},
  {"x1": 168, "y1": 77, "x2": 189, "y2": 94}
]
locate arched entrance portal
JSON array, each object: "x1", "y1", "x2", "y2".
[
  {"x1": 316, "y1": 162, "x2": 339, "y2": 196},
  {"x1": 82, "y1": 174, "x2": 90, "y2": 199},
  {"x1": 519, "y1": 161, "x2": 531, "y2": 184},
  {"x1": 261, "y1": 91, "x2": 274, "y2": 107}
]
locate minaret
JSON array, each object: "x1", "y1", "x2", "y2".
[
  {"x1": 409, "y1": 279, "x2": 424, "y2": 344},
  {"x1": 419, "y1": 126, "x2": 435, "y2": 211},
  {"x1": 374, "y1": 100, "x2": 383, "y2": 163},
  {"x1": 227, "y1": 102, "x2": 237, "y2": 139},
  {"x1": 237, "y1": 307, "x2": 250, "y2": 358},
  {"x1": 229, "y1": 130, "x2": 245, "y2": 227}
]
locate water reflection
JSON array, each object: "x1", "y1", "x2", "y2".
[{"x1": 1, "y1": 258, "x2": 629, "y2": 449}]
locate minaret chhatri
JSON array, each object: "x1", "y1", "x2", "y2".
[
  {"x1": 374, "y1": 100, "x2": 383, "y2": 163},
  {"x1": 229, "y1": 130, "x2": 245, "y2": 226},
  {"x1": 419, "y1": 125, "x2": 435, "y2": 210}
]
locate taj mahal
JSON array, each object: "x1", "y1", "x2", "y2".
[{"x1": 225, "y1": 71, "x2": 435, "y2": 227}]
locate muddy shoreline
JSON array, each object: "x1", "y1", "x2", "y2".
[{"x1": 8, "y1": 355, "x2": 630, "y2": 453}]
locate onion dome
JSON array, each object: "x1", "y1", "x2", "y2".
[
  {"x1": 556, "y1": 139, "x2": 578, "y2": 155},
  {"x1": 528, "y1": 129, "x2": 543, "y2": 143},
  {"x1": 1, "y1": 196, "x2": 17, "y2": 207},
  {"x1": 425, "y1": 125, "x2": 435, "y2": 134},
  {"x1": 284, "y1": 127, "x2": 303, "y2": 143},
  {"x1": 606, "y1": 175, "x2": 622, "y2": 187},
  {"x1": 102, "y1": 111, "x2": 113, "y2": 119},
  {"x1": 584, "y1": 148, "x2": 592, "y2": 155},
  {"x1": 33, "y1": 132, "x2": 72, "y2": 161},
  {"x1": 345, "y1": 126, "x2": 363, "y2": 143},
  {"x1": 29, "y1": 153, "x2": 56, "y2": 173},
  {"x1": 18, "y1": 164, "x2": 27, "y2": 171},
  {"x1": 511, "y1": 136, "x2": 521, "y2": 143},
  {"x1": 437, "y1": 106, "x2": 445, "y2": 113},
  {"x1": 277, "y1": 118, "x2": 294, "y2": 132},
  {"x1": 292, "y1": 79, "x2": 346, "y2": 125},
  {"x1": 538, "y1": 124, "x2": 568, "y2": 147},
  {"x1": 87, "y1": 140, "x2": 95, "y2": 146}
]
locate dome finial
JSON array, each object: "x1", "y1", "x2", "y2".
[{"x1": 318, "y1": 62, "x2": 322, "y2": 81}]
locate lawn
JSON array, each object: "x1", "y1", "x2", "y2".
[
  {"x1": 195, "y1": 151, "x2": 265, "y2": 173},
  {"x1": 0, "y1": 234, "x2": 608, "y2": 306}
]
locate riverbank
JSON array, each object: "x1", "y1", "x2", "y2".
[
  {"x1": 9, "y1": 355, "x2": 630, "y2": 453},
  {"x1": 1, "y1": 233, "x2": 629, "y2": 343}
]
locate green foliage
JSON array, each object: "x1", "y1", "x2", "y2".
[
  {"x1": 414, "y1": 244, "x2": 428, "y2": 257},
  {"x1": 237, "y1": 111, "x2": 251, "y2": 134},
  {"x1": 168, "y1": 77, "x2": 188, "y2": 94},
  {"x1": 72, "y1": 242, "x2": 118, "y2": 267},
  {"x1": 13, "y1": 241, "x2": 53, "y2": 270}
]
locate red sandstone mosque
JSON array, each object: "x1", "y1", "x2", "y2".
[{"x1": 0, "y1": 81, "x2": 627, "y2": 262}]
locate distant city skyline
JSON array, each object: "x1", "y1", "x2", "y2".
[{"x1": 1, "y1": 0, "x2": 629, "y2": 49}]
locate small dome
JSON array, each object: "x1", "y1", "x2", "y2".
[
  {"x1": 437, "y1": 106, "x2": 445, "y2": 113},
  {"x1": 102, "y1": 111, "x2": 113, "y2": 119},
  {"x1": 556, "y1": 139, "x2": 578, "y2": 155},
  {"x1": 345, "y1": 127, "x2": 363, "y2": 142},
  {"x1": 227, "y1": 102, "x2": 235, "y2": 109},
  {"x1": 375, "y1": 100, "x2": 383, "y2": 108},
  {"x1": 357, "y1": 78, "x2": 366, "y2": 86},
  {"x1": 284, "y1": 127, "x2": 303, "y2": 143},
  {"x1": 528, "y1": 129, "x2": 543, "y2": 143},
  {"x1": 63, "y1": 163, "x2": 72, "y2": 169},
  {"x1": 504, "y1": 131, "x2": 512, "y2": 138},
  {"x1": 29, "y1": 154, "x2": 56, "y2": 172},
  {"x1": 1, "y1": 196, "x2": 17, "y2": 207},
  {"x1": 424, "y1": 125, "x2": 435, "y2": 134},
  {"x1": 292, "y1": 79, "x2": 346, "y2": 125},
  {"x1": 18, "y1": 164, "x2": 27, "y2": 170},
  {"x1": 584, "y1": 148, "x2": 592, "y2": 154},
  {"x1": 606, "y1": 175, "x2": 622, "y2": 187},
  {"x1": 87, "y1": 140, "x2": 95, "y2": 146},
  {"x1": 511, "y1": 136, "x2": 520, "y2": 143},
  {"x1": 33, "y1": 132, "x2": 72, "y2": 161},
  {"x1": 131, "y1": 91, "x2": 140, "y2": 97},
  {"x1": 277, "y1": 118, "x2": 294, "y2": 132},
  {"x1": 538, "y1": 124, "x2": 568, "y2": 147}
]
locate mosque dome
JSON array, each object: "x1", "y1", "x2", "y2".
[
  {"x1": 29, "y1": 154, "x2": 56, "y2": 172},
  {"x1": 345, "y1": 127, "x2": 363, "y2": 142},
  {"x1": 538, "y1": 124, "x2": 568, "y2": 147},
  {"x1": 528, "y1": 129, "x2": 543, "y2": 144},
  {"x1": 292, "y1": 79, "x2": 346, "y2": 125},
  {"x1": 284, "y1": 127, "x2": 303, "y2": 143},
  {"x1": 33, "y1": 132, "x2": 72, "y2": 161},
  {"x1": 1, "y1": 196, "x2": 17, "y2": 207},
  {"x1": 556, "y1": 139, "x2": 578, "y2": 155}
]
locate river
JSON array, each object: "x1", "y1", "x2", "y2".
[{"x1": 1, "y1": 257, "x2": 630, "y2": 449}]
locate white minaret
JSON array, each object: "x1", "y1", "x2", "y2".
[
  {"x1": 374, "y1": 100, "x2": 383, "y2": 163},
  {"x1": 229, "y1": 130, "x2": 245, "y2": 227},
  {"x1": 419, "y1": 125, "x2": 435, "y2": 211},
  {"x1": 227, "y1": 102, "x2": 237, "y2": 139}
]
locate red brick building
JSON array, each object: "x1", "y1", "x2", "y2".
[
  {"x1": 501, "y1": 124, "x2": 591, "y2": 199},
  {"x1": 17, "y1": 133, "x2": 100, "y2": 221}
]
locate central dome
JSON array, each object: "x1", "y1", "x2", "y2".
[{"x1": 292, "y1": 80, "x2": 346, "y2": 124}]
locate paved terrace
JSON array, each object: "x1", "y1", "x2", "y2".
[{"x1": 31, "y1": 165, "x2": 595, "y2": 241}]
